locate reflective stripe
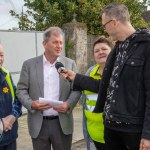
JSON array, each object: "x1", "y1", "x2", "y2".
[
  {"x1": 1, "y1": 67, "x2": 15, "y2": 101},
  {"x1": 87, "y1": 106, "x2": 95, "y2": 112},
  {"x1": 83, "y1": 64, "x2": 104, "y2": 143},
  {"x1": 86, "y1": 94, "x2": 98, "y2": 100},
  {"x1": 86, "y1": 100, "x2": 96, "y2": 112}
]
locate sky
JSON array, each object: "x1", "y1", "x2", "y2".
[
  {"x1": 0, "y1": 0, "x2": 149, "y2": 30},
  {"x1": 0, "y1": 0, "x2": 25, "y2": 30}
]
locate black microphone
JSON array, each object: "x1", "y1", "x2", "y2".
[
  {"x1": 55, "y1": 62, "x2": 72, "y2": 82},
  {"x1": 55, "y1": 62, "x2": 66, "y2": 73}
]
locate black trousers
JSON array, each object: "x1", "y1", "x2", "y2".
[
  {"x1": 104, "y1": 127, "x2": 141, "y2": 150},
  {"x1": 93, "y1": 140, "x2": 105, "y2": 150}
]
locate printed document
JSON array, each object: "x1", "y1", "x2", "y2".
[{"x1": 39, "y1": 97, "x2": 63, "y2": 106}]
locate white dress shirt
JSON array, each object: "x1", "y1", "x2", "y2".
[{"x1": 42, "y1": 55, "x2": 60, "y2": 116}]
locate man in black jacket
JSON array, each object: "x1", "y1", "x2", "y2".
[{"x1": 62, "y1": 3, "x2": 150, "y2": 150}]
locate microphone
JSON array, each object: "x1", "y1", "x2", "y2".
[{"x1": 55, "y1": 62, "x2": 66, "y2": 73}]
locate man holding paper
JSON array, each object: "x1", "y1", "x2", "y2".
[{"x1": 16, "y1": 27, "x2": 81, "y2": 150}]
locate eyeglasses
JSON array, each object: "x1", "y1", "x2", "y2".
[{"x1": 102, "y1": 20, "x2": 113, "y2": 29}]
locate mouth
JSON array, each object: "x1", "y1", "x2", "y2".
[
  {"x1": 56, "y1": 50, "x2": 61, "y2": 53},
  {"x1": 99, "y1": 55, "x2": 106, "y2": 59}
]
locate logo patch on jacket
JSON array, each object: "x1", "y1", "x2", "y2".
[{"x1": 3, "y1": 87, "x2": 9, "y2": 93}]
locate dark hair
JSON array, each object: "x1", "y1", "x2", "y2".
[{"x1": 93, "y1": 36, "x2": 114, "y2": 51}]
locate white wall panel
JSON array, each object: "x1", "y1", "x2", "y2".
[
  {"x1": 0, "y1": 30, "x2": 65, "y2": 85},
  {"x1": 11, "y1": 73, "x2": 20, "y2": 85},
  {"x1": 36, "y1": 32, "x2": 45, "y2": 56},
  {"x1": 0, "y1": 31, "x2": 37, "y2": 72}
]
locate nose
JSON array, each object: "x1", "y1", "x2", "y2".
[
  {"x1": 99, "y1": 49, "x2": 103, "y2": 54},
  {"x1": 57, "y1": 43, "x2": 62, "y2": 48}
]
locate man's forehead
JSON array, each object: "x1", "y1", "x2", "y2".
[
  {"x1": 50, "y1": 34, "x2": 63, "y2": 41},
  {"x1": 51, "y1": 32, "x2": 62, "y2": 37},
  {"x1": 51, "y1": 33, "x2": 62, "y2": 38}
]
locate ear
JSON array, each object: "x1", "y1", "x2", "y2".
[
  {"x1": 114, "y1": 20, "x2": 119, "y2": 27},
  {"x1": 43, "y1": 40, "x2": 46, "y2": 47}
]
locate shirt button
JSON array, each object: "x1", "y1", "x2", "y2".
[
  {"x1": 131, "y1": 61, "x2": 135, "y2": 65},
  {"x1": 110, "y1": 115, "x2": 113, "y2": 118},
  {"x1": 105, "y1": 68, "x2": 107, "y2": 71},
  {"x1": 112, "y1": 100, "x2": 115, "y2": 103},
  {"x1": 116, "y1": 85, "x2": 119, "y2": 88}
]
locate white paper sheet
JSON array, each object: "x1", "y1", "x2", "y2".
[{"x1": 39, "y1": 97, "x2": 63, "y2": 106}]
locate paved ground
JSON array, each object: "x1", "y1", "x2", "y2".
[{"x1": 17, "y1": 106, "x2": 86, "y2": 150}]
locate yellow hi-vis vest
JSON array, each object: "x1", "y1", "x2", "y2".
[
  {"x1": 83, "y1": 64, "x2": 104, "y2": 143},
  {"x1": 1, "y1": 67, "x2": 15, "y2": 101}
]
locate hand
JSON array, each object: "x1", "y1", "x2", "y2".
[
  {"x1": 2, "y1": 115, "x2": 16, "y2": 132},
  {"x1": 140, "y1": 139, "x2": 150, "y2": 150},
  {"x1": 61, "y1": 69, "x2": 76, "y2": 81},
  {"x1": 31, "y1": 100, "x2": 52, "y2": 110},
  {"x1": 53, "y1": 102, "x2": 69, "y2": 112}
]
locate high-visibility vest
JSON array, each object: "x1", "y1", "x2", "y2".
[
  {"x1": 1, "y1": 67, "x2": 15, "y2": 101},
  {"x1": 83, "y1": 64, "x2": 104, "y2": 143}
]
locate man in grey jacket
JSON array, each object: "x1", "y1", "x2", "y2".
[{"x1": 16, "y1": 27, "x2": 81, "y2": 150}]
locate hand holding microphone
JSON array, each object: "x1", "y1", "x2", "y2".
[{"x1": 55, "y1": 62, "x2": 76, "y2": 81}]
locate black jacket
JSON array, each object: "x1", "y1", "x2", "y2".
[{"x1": 74, "y1": 28, "x2": 150, "y2": 139}]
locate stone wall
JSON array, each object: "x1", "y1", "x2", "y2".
[
  {"x1": 87, "y1": 35, "x2": 98, "y2": 69},
  {"x1": 63, "y1": 22, "x2": 98, "y2": 74},
  {"x1": 63, "y1": 22, "x2": 88, "y2": 74}
]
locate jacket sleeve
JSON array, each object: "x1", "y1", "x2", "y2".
[
  {"x1": 66, "y1": 60, "x2": 81, "y2": 113},
  {"x1": 10, "y1": 74, "x2": 22, "y2": 118},
  {"x1": 73, "y1": 73, "x2": 100, "y2": 92}
]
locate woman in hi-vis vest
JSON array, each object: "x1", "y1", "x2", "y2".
[{"x1": 82, "y1": 36, "x2": 114, "y2": 150}]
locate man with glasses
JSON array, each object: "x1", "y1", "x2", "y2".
[
  {"x1": 61, "y1": 3, "x2": 150, "y2": 150},
  {"x1": 96, "y1": 3, "x2": 150, "y2": 149},
  {"x1": 102, "y1": 20, "x2": 114, "y2": 30}
]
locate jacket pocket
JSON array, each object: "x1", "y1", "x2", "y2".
[
  {"x1": 125, "y1": 58, "x2": 144, "y2": 66},
  {"x1": 116, "y1": 58, "x2": 144, "y2": 116},
  {"x1": 123, "y1": 58, "x2": 144, "y2": 81}
]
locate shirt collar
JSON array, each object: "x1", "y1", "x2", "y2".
[{"x1": 43, "y1": 54, "x2": 60, "y2": 66}]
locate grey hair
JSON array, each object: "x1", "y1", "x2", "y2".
[
  {"x1": 43, "y1": 27, "x2": 63, "y2": 41},
  {"x1": 102, "y1": 3, "x2": 130, "y2": 22}
]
